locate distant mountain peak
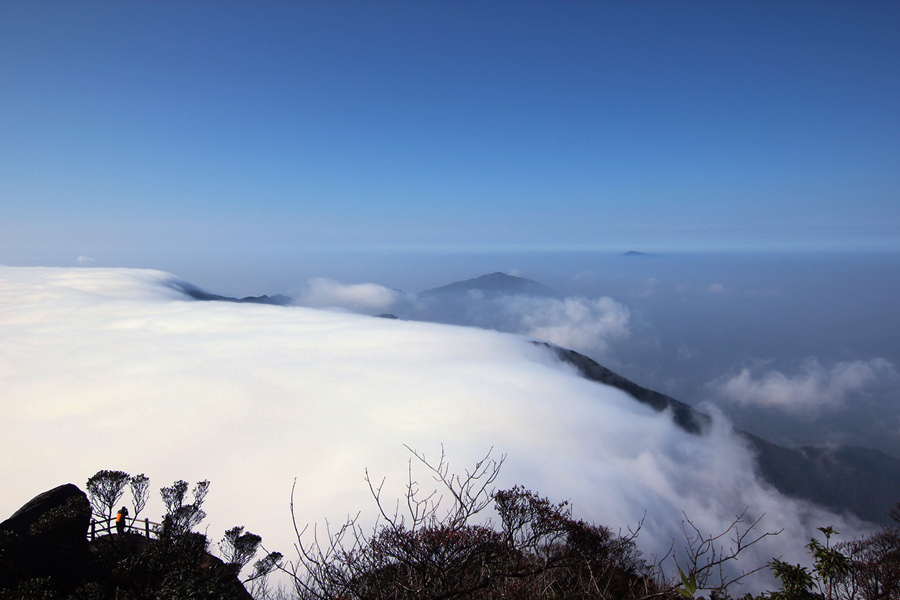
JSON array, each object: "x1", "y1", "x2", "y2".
[
  {"x1": 620, "y1": 251, "x2": 658, "y2": 258},
  {"x1": 472, "y1": 272, "x2": 536, "y2": 285},
  {"x1": 420, "y1": 272, "x2": 557, "y2": 297}
]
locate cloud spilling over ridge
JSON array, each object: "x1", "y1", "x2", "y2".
[
  {"x1": 293, "y1": 277, "x2": 408, "y2": 312},
  {"x1": 496, "y1": 295, "x2": 631, "y2": 354},
  {"x1": 711, "y1": 358, "x2": 898, "y2": 414},
  {"x1": 291, "y1": 276, "x2": 631, "y2": 356},
  {"x1": 0, "y1": 267, "x2": 868, "y2": 589},
  {"x1": 415, "y1": 291, "x2": 632, "y2": 357}
]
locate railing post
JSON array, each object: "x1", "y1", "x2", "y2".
[{"x1": 88, "y1": 517, "x2": 162, "y2": 541}]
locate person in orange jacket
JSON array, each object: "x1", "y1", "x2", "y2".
[{"x1": 116, "y1": 506, "x2": 129, "y2": 535}]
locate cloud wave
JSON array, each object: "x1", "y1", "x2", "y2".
[{"x1": 0, "y1": 266, "x2": 868, "y2": 591}]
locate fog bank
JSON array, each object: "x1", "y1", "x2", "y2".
[{"x1": 0, "y1": 266, "x2": 869, "y2": 590}]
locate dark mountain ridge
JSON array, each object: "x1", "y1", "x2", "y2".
[
  {"x1": 168, "y1": 281, "x2": 293, "y2": 306},
  {"x1": 543, "y1": 343, "x2": 709, "y2": 434},
  {"x1": 547, "y1": 343, "x2": 900, "y2": 524}
]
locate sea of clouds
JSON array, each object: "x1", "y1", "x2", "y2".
[{"x1": 0, "y1": 266, "x2": 871, "y2": 592}]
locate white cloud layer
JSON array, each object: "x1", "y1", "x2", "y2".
[
  {"x1": 293, "y1": 277, "x2": 405, "y2": 312},
  {"x1": 409, "y1": 291, "x2": 632, "y2": 358},
  {"x1": 296, "y1": 276, "x2": 633, "y2": 358},
  {"x1": 712, "y1": 358, "x2": 898, "y2": 414},
  {"x1": 498, "y1": 295, "x2": 631, "y2": 354},
  {"x1": 0, "y1": 267, "x2": 868, "y2": 590}
]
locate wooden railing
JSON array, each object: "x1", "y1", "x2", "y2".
[{"x1": 89, "y1": 516, "x2": 162, "y2": 541}]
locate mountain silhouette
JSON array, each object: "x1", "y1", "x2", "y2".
[
  {"x1": 420, "y1": 272, "x2": 557, "y2": 298},
  {"x1": 547, "y1": 342, "x2": 900, "y2": 524},
  {"x1": 620, "y1": 250, "x2": 658, "y2": 258},
  {"x1": 171, "y1": 283, "x2": 293, "y2": 306}
]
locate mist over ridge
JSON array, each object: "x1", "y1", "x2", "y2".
[
  {"x1": 246, "y1": 250, "x2": 900, "y2": 460},
  {"x1": 1, "y1": 263, "x2": 885, "y2": 593}
]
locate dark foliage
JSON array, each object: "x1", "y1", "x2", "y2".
[
  {"x1": 221, "y1": 527, "x2": 265, "y2": 569},
  {"x1": 834, "y1": 524, "x2": 900, "y2": 600},
  {"x1": 220, "y1": 526, "x2": 284, "y2": 587},
  {"x1": 160, "y1": 479, "x2": 209, "y2": 536},
  {"x1": 86, "y1": 471, "x2": 130, "y2": 522},
  {"x1": 5, "y1": 461, "x2": 900, "y2": 600},
  {"x1": 0, "y1": 477, "x2": 268, "y2": 600},
  {"x1": 29, "y1": 496, "x2": 92, "y2": 545},
  {"x1": 748, "y1": 519, "x2": 900, "y2": 600},
  {"x1": 286, "y1": 448, "x2": 668, "y2": 600},
  {"x1": 111, "y1": 529, "x2": 249, "y2": 600}
]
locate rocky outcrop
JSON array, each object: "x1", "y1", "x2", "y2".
[
  {"x1": 0, "y1": 484, "x2": 252, "y2": 599},
  {"x1": 0, "y1": 483, "x2": 92, "y2": 594},
  {"x1": 0, "y1": 483, "x2": 89, "y2": 541}
]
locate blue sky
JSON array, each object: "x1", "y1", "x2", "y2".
[
  {"x1": 2, "y1": 0, "x2": 899, "y2": 264},
  {"x1": 3, "y1": 2, "x2": 900, "y2": 546}
]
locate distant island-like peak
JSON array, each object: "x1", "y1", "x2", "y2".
[{"x1": 420, "y1": 272, "x2": 557, "y2": 297}]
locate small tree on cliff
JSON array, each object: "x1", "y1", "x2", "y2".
[
  {"x1": 160, "y1": 479, "x2": 210, "y2": 535},
  {"x1": 86, "y1": 470, "x2": 130, "y2": 522},
  {"x1": 219, "y1": 525, "x2": 283, "y2": 588},
  {"x1": 129, "y1": 473, "x2": 150, "y2": 519}
]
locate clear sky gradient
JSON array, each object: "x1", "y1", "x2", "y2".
[{"x1": 2, "y1": 0, "x2": 899, "y2": 264}]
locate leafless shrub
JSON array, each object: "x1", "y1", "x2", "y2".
[{"x1": 282, "y1": 447, "x2": 776, "y2": 600}]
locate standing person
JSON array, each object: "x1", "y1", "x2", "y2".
[{"x1": 116, "y1": 506, "x2": 129, "y2": 535}]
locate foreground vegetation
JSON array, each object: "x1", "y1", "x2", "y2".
[
  {"x1": 280, "y1": 448, "x2": 900, "y2": 600},
  {"x1": 1, "y1": 450, "x2": 898, "y2": 600}
]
